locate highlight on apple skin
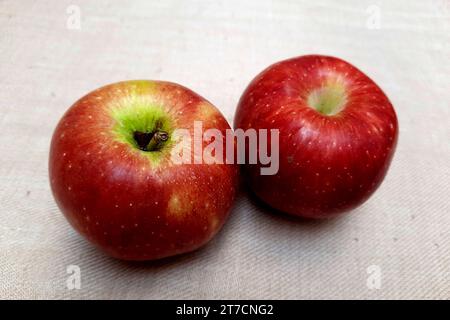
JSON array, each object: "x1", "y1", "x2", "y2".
[
  {"x1": 234, "y1": 55, "x2": 398, "y2": 219},
  {"x1": 49, "y1": 80, "x2": 239, "y2": 261}
]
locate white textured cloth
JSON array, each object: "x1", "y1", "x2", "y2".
[{"x1": 0, "y1": 0, "x2": 449, "y2": 299}]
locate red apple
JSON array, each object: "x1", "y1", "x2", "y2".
[
  {"x1": 49, "y1": 80, "x2": 238, "y2": 260},
  {"x1": 234, "y1": 55, "x2": 398, "y2": 218}
]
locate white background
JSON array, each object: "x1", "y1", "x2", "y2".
[{"x1": 0, "y1": 0, "x2": 449, "y2": 299}]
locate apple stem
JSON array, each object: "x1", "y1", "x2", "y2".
[
  {"x1": 133, "y1": 130, "x2": 169, "y2": 151},
  {"x1": 147, "y1": 131, "x2": 169, "y2": 151}
]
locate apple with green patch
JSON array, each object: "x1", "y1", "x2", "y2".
[
  {"x1": 235, "y1": 55, "x2": 398, "y2": 218},
  {"x1": 49, "y1": 80, "x2": 238, "y2": 260}
]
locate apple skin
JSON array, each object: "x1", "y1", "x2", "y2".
[
  {"x1": 234, "y1": 55, "x2": 398, "y2": 218},
  {"x1": 49, "y1": 80, "x2": 238, "y2": 260}
]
